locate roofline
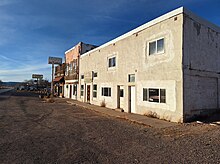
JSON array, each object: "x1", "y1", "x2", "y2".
[
  {"x1": 81, "y1": 6, "x2": 220, "y2": 58},
  {"x1": 81, "y1": 7, "x2": 184, "y2": 57},
  {"x1": 64, "y1": 42, "x2": 81, "y2": 54},
  {"x1": 64, "y1": 42, "x2": 98, "y2": 54},
  {"x1": 183, "y1": 8, "x2": 220, "y2": 33}
]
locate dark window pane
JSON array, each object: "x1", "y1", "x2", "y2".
[
  {"x1": 93, "y1": 72, "x2": 97, "y2": 77},
  {"x1": 108, "y1": 58, "x2": 112, "y2": 67},
  {"x1": 93, "y1": 92, "x2": 97, "y2": 98},
  {"x1": 149, "y1": 41, "x2": 156, "y2": 55},
  {"x1": 104, "y1": 88, "x2": 108, "y2": 96},
  {"x1": 108, "y1": 57, "x2": 116, "y2": 67},
  {"x1": 120, "y1": 89, "x2": 124, "y2": 97},
  {"x1": 93, "y1": 85, "x2": 97, "y2": 91},
  {"x1": 109, "y1": 88, "x2": 111, "y2": 96},
  {"x1": 157, "y1": 39, "x2": 164, "y2": 53},
  {"x1": 143, "y1": 88, "x2": 148, "y2": 101},
  {"x1": 112, "y1": 57, "x2": 116, "y2": 67},
  {"x1": 128, "y1": 74, "x2": 135, "y2": 82},
  {"x1": 160, "y1": 89, "x2": 166, "y2": 103},
  {"x1": 149, "y1": 88, "x2": 159, "y2": 102}
]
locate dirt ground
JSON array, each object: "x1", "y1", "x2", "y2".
[{"x1": 0, "y1": 91, "x2": 220, "y2": 163}]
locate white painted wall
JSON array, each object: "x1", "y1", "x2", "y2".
[
  {"x1": 78, "y1": 12, "x2": 184, "y2": 122},
  {"x1": 183, "y1": 14, "x2": 220, "y2": 121}
]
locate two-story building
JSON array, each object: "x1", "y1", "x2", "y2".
[
  {"x1": 64, "y1": 42, "x2": 97, "y2": 99},
  {"x1": 78, "y1": 7, "x2": 220, "y2": 123},
  {"x1": 54, "y1": 63, "x2": 66, "y2": 97}
]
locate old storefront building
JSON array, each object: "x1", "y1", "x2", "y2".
[{"x1": 78, "y1": 7, "x2": 220, "y2": 122}]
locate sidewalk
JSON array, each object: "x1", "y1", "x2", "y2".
[{"x1": 65, "y1": 99, "x2": 178, "y2": 129}]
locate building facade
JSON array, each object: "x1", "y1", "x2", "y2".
[
  {"x1": 78, "y1": 7, "x2": 220, "y2": 122},
  {"x1": 54, "y1": 63, "x2": 65, "y2": 97},
  {"x1": 64, "y1": 42, "x2": 97, "y2": 99}
]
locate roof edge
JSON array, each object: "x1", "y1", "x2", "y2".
[
  {"x1": 81, "y1": 7, "x2": 184, "y2": 57},
  {"x1": 183, "y1": 8, "x2": 220, "y2": 33}
]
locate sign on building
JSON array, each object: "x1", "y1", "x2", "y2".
[
  {"x1": 48, "y1": 57, "x2": 62, "y2": 64},
  {"x1": 84, "y1": 72, "x2": 93, "y2": 83},
  {"x1": 32, "y1": 74, "x2": 43, "y2": 79}
]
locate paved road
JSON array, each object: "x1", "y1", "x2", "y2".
[
  {"x1": 0, "y1": 91, "x2": 220, "y2": 163},
  {"x1": 0, "y1": 88, "x2": 13, "y2": 94}
]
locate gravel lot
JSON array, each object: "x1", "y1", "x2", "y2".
[{"x1": 0, "y1": 91, "x2": 220, "y2": 163}]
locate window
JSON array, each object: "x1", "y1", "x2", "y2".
[
  {"x1": 81, "y1": 75, "x2": 84, "y2": 79},
  {"x1": 143, "y1": 88, "x2": 166, "y2": 103},
  {"x1": 108, "y1": 57, "x2": 116, "y2": 68},
  {"x1": 93, "y1": 84, "x2": 97, "y2": 98},
  {"x1": 149, "y1": 89, "x2": 159, "y2": 102},
  {"x1": 93, "y1": 72, "x2": 97, "y2": 78},
  {"x1": 160, "y1": 89, "x2": 166, "y2": 103},
  {"x1": 120, "y1": 89, "x2": 124, "y2": 97},
  {"x1": 143, "y1": 88, "x2": 148, "y2": 101},
  {"x1": 69, "y1": 63, "x2": 73, "y2": 71},
  {"x1": 80, "y1": 85, "x2": 84, "y2": 96},
  {"x1": 101, "y1": 87, "x2": 111, "y2": 97},
  {"x1": 73, "y1": 85, "x2": 77, "y2": 96},
  {"x1": 128, "y1": 74, "x2": 135, "y2": 82},
  {"x1": 73, "y1": 60, "x2": 77, "y2": 71},
  {"x1": 65, "y1": 65, "x2": 69, "y2": 76},
  {"x1": 149, "y1": 38, "x2": 164, "y2": 55}
]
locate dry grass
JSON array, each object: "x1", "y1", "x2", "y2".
[{"x1": 100, "y1": 100, "x2": 106, "y2": 107}]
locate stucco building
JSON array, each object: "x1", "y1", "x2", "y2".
[
  {"x1": 64, "y1": 42, "x2": 97, "y2": 99},
  {"x1": 78, "y1": 7, "x2": 220, "y2": 122}
]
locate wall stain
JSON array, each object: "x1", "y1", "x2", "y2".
[{"x1": 193, "y1": 22, "x2": 201, "y2": 36}]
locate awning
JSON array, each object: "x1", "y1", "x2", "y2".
[{"x1": 53, "y1": 76, "x2": 64, "y2": 82}]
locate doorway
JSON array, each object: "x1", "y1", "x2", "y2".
[
  {"x1": 87, "y1": 85, "x2": 90, "y2": 102},
  {"x1": 73, "y1": 84, "x2": 77, "y2": 99},
  {"x1": 128, "y1": 86, "x2": 135, "y2": 113},
  {"x1": 117, "y1": 85, "x2": 124, "y2": 109},
  {"x1": 69, "y1": 85, "x2": 72, "y2": 99}
]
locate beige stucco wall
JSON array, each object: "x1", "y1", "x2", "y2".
[
  {"x1": 183, "y1": 14, "x2": 220, "y2": 121},
  {"x1": 79, "y1": 13, "x2": 184, "y2": 122}
]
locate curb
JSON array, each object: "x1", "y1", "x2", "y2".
[{"x1": 66, "y1": 101, "x2": 152, "y2": 127}]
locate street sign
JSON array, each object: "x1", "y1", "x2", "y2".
[
  {"x1": 48, "y1": 57, "x2": 62, "y2": 64},
  {"x1": 32, "y1": 74, "x2": 43, "y2": 79}
]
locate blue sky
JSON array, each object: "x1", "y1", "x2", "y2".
[{"x1": 0, "y1": 0, "x2": 219, "y2": 82}]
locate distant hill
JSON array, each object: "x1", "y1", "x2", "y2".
[{"x1": 2, "y1": 82, "x2": 21, "y2": 87}]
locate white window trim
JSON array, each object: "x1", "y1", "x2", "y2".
[
  {"x1": 128, "y1": 74, "x2": 135, "y2": 83},
  {"x1": 80, "y1": 85, "x2": 84, "y2": 97},
  {"x1": 143, "y1": 87, "x2": 166, "y2": 104},
  {"x1": 93, "y1": 84, "x2": 97, "y2": 99},
  {"x1": 107, "y1": 54, "x2": 117, "y2": 70},
  {"x1": 101, "y1": 87, "x2": 111, "y2": 97},
  {"x1": 148, "y1": 37, "x2": 165, "y2": 56}
]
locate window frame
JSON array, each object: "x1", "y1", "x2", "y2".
[
  {"x1": 93, "y1": 84, "x2": 97, "y2": 98},
  {"x1": 108, "y1": 56, "x2": 116, "y2": 68},
  {"x1": 80, "y1": 85, "x2": 84, "y2": 97},
  {"x1": 143, "y1": 88, "x2": 166, "y2": 103},
  {"x1": 93, "y1": 72, "x2": 98, "y2": 78},
  {"x1": 128, "y1": 74, "x2": 135, "y2": 82},
  {"x1": 148, "y1": 38, "x2": 165, "y2": 56},
  {"x1": 120, "y1": 89, "x2": 124, "y2": 97},
  {"x1": 101, "y1": 87, "x2": 111, "y2": 97}
]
